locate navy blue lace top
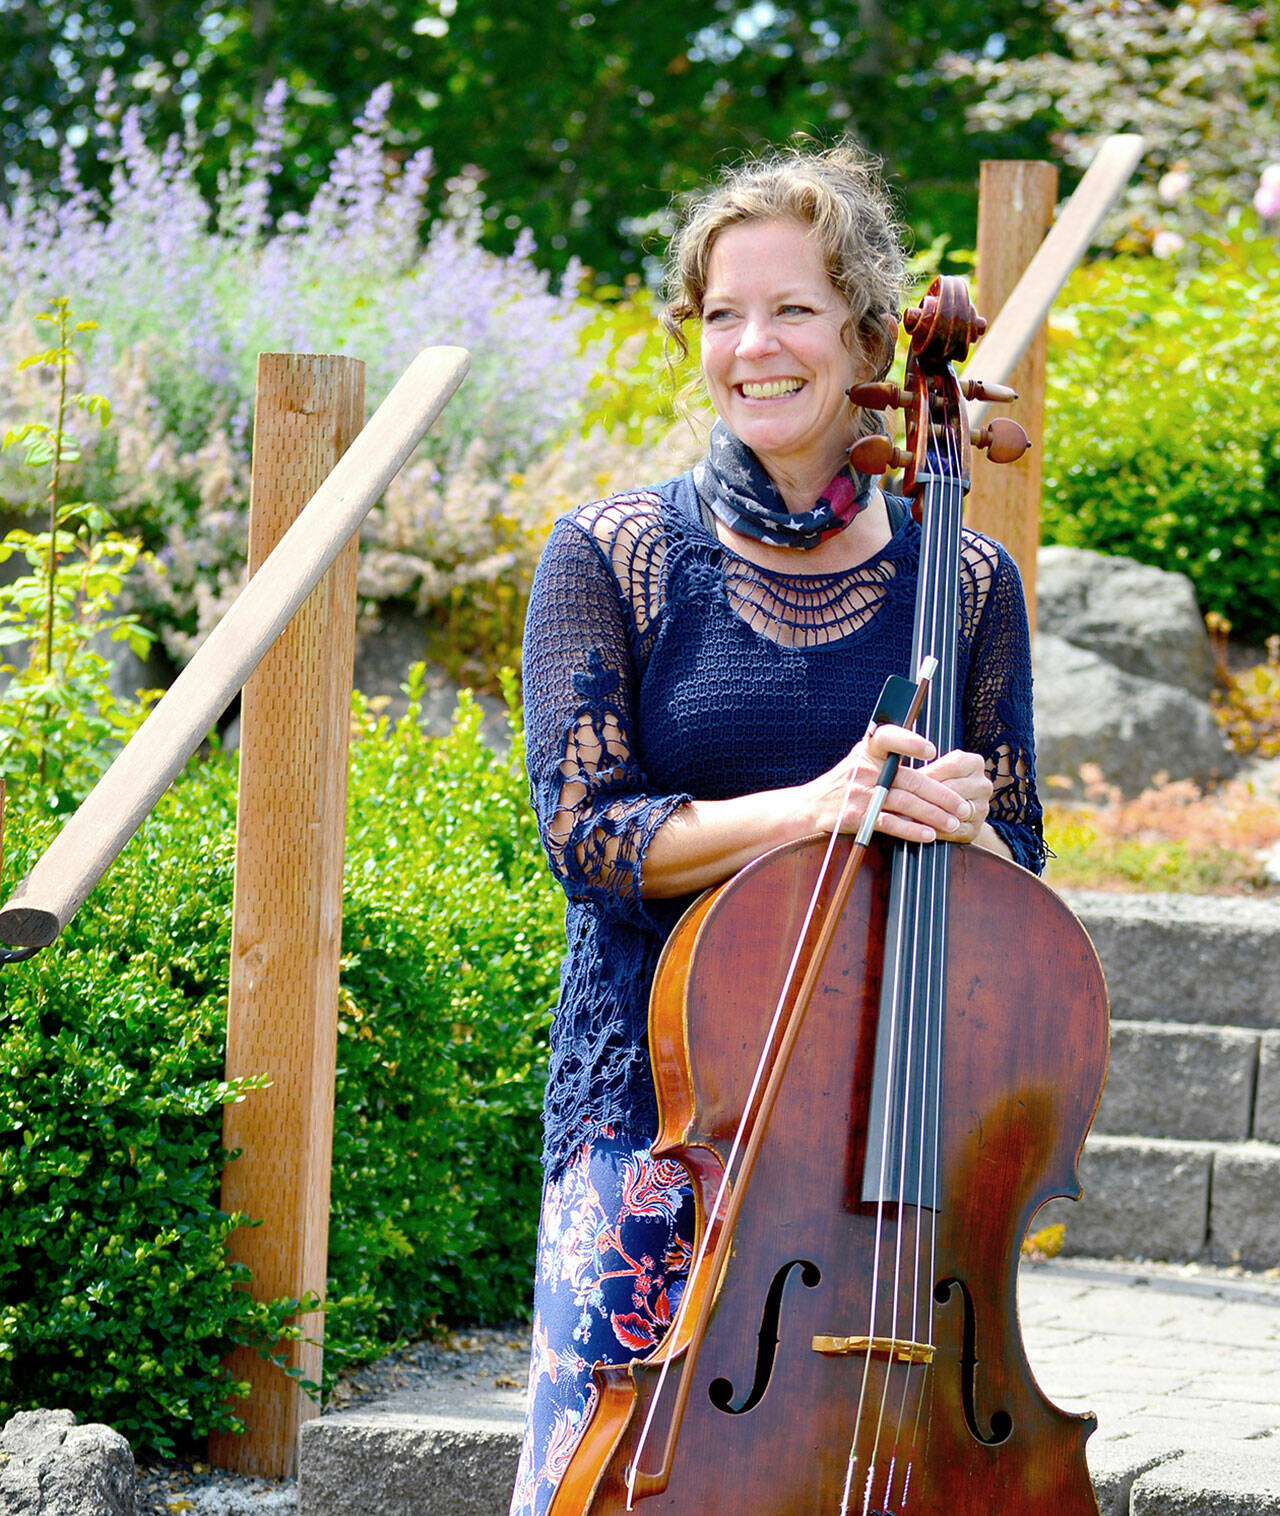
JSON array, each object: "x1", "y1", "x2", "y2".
[{"x1": 522, "y1": 470, "x2": 1044, "y2": 1174}]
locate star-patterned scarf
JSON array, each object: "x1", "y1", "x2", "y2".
[{"x1": 692, "y1": 420, "x2": 877, "y2": 550}]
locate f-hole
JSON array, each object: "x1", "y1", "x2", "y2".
[
  {"x1": 708, "y1": 1259, "x2": 821, "y2": 1415},
  {"x1": 935, "y1": 1277, "x2": 1013, "y2": 1445}
]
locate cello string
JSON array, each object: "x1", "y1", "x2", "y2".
[
  {"x1": 843, "y1": 377, "x2": 945, "y2": 1515},
  {"x1": 877, "y1": 388, "x2": 957, "y2": 1511},
  {"x1": 868, "y1": 832, "x2": 925, "y2": 1516},
  {"x1": 849, "y1": 472, "x2": 953, "y2": 1514},
  {"x1": 838, "y1": 821, "x2": 914, "y2": 1516},
  {"x1": 922, "y1": 438, "x2": 964, "y2": 1365},
  {"x1": 627, "y1": 726, "x2": 876, "y2": 1503},
  {"x1": 898, "y1": 448, "x2": 966, "y2": 1516},
  {"x1": 838, "y1": 717, "x2": 942, "y2": 1516},
  {"x1": 890, "y1": 450, "x2": 951, "y2": 1514},
  {"x1": 888, "y1": 412, "x2": 966, "y2": 1514}
]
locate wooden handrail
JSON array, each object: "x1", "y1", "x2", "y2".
[
  {"x1": 0, "y1": 344, "x2": 470, "y2": 951},
  {"x1": 964, "y1": 133, "x2": 1144, "y2": 427}
]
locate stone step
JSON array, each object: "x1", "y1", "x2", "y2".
[
  {"x1": 1036, "y1": 1132, "x2": 1280, "y2": 1268},
  {"x1": 297, "y1": 1384, "x2": 523, "y2": 1516},
  {"x1": 1064, "y1": 890, "x2": 1280, "y2": 1029},
  {"x1": 1095, "y1": 1019, "x2": 1277, "y2": 1143},
  {"x1": 297, "y1": 1262, "x2": 1280, "y2": 1516}
]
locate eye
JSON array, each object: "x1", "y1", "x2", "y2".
[
  {"x1": 703, "y1": 306, "x2": 737, "y2": 325},
  {"x1": 779, "y1": 303, "x2": 813, "y2": 317}
]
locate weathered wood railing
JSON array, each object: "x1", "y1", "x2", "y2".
[{"x1": 0, "y1": 344, "x2": 469, "y2": 951}]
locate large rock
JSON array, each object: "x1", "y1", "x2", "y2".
[
  {"x1": 1037, "y1": 545, "x2": 1216, "y2": 698},
  {"x1": 0, "y1": 1409, "x2": 136, "y2": 1516},
  {"x1": 1034, "y1": 632, "x2": 1235, "y2": 797},
  {"x1": 352, "y1": 603, "x2": 510, "y2": 750}
]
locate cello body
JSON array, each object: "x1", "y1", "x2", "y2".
[{"x1": 550, "y1": 837, "x2": 1108, "y2": 1516}]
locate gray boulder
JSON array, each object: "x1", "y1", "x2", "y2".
[
  {"x1": 1037, "y1": 544, "x2": 1216, "y2": 698},
  {"x1": 351, "y1": 603, "x2": 510, "y2": 750},
  {"x1": 1033, "y1": 632, "x2": 1236, "y2": 797},
  {"x1": 0, "y1": 1409, "x2": 136, "y2": 1516}
]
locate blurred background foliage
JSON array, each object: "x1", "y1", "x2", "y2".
[{"x1": 2, "y1": 0, "x2": 1062, "y2": 282}]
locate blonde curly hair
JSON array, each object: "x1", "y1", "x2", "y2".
[{"x1": 661, "y1": 142, "x2": 907, "y2": 388}]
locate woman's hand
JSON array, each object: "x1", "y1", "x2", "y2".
[
  {"x1": 791, "y1": 724, "x2": 994, "y2": 847},
  {"x1": 641, "y1": 727, "x2": 1004, "y2": 899}
]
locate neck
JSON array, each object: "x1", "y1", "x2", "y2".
[
  {"x1": 715, "y1": 490, "x2": 891, "y2": 574},
  {"x1": 761, "y1": 433, "x2": 861, "y2": 515},
  {"x1": 766, "y1": 447, "x2": 856, "y2": 516}
]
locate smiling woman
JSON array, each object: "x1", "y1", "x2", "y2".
[
  {"x1": 510, "y1": 142, "x2": 1044, "y2": 1516},
  {"x1": 699, "y1": 219, "x2": 867, "y2": 509}
]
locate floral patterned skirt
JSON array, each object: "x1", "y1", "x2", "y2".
[{"x1": 508, "y1": 1129, "x2": 696, "y2": 1516}]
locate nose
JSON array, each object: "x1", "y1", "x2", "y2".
[{"x1": 736, "y1": 316, "x2": 780, "y2": 360}]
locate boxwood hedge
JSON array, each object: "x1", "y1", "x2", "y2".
[{"x1": 0, "y1": 679, "x2": 562, "y2": 1452}]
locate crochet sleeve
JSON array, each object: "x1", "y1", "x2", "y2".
[
  {"x1": 961, "y1": 538, "x2": 1047, "y2": 875},
  {"x1": 522, "y1": 509, "x2": 691, "y2": 929}
]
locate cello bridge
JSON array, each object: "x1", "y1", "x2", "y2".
[{"x1": 811, "y1": 1334, "x2": 934, "y2": 1365}]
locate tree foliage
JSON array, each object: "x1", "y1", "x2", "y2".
[
  {"x1": 941, "y1": 0, "x2": 1280, "y2": 250},
  {"x1": 0, "y1": 0, "x2": 1057, "y2": 280}
]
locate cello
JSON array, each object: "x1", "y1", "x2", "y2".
[{"x1": 549, "y1": 276, "x2": 1110, "y2": 1516}]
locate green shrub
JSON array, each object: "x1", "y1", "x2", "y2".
[
  {"x1": 0, "y1": 767, "x2": 303, "y2": 1454},
  {"x1": 325, "y1": 676, "x2": 561, "y2": 1360},
  {"x1": 1040, "y1": 221, "x2": 1280, "y2": 642},
  {"x1": 0, "y1": 678, "x2": 562, "y2": 1451}
]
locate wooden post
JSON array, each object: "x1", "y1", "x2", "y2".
[
  {"x1": 968, "y1": 160, "x2": 1059, "y2": 634},
  {"x1": 208, "y1": 353, "x2": 365, "y2": 1477}
]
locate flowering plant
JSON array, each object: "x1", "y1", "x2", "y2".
[
  {"x1": 0, "y1": 84, "x2": 600, "y2": 661},
  {"x1": 0, "y1": 299, "x2": 158, "y2": 797}
]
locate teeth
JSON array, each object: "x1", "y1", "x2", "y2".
[{"x1": 740, "y1": 379, "x2": 803, "y2": 398}]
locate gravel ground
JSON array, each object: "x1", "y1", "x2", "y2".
[{"x1": 132, "y1": 1325, "x2": 530, "y2": 1515}]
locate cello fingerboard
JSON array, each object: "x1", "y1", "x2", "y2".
[{"x1": 861, "y1": 461, "x2": 964, "y2": 1211}]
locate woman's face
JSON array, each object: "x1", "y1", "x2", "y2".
[{"x1": 700, "y1": 217, "x2": 865, "y2": 494}]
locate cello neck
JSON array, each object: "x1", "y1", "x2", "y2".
[{"x1": 859, "y1": 279, "x2": 975, "y2": 1210}]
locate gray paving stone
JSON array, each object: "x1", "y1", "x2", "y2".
[
  {"x1": 1036, "y1": 1136, "x2": 1212, "y2": 1261},
  {"x1": 1209, "y1": 1143, "x2": 1280, "y2": 1269},
  {"x1": 1255, "y1": 1031, "x2": 1280, "y2": 1143},
  {"x1": 1065, "y1": 892, "x2": 1280, "y2": 1028},
  {"x1": 1086, "y1": 1435, "x2": 1183, "y2": 1516},
  {"x1": 1130, "y1": 1447, "x2": 1280, "y2": 1513},
  {"x1": 1096, "y1": 1022, "x2": 1259, "y2": 1142}
]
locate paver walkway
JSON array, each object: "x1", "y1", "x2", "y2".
[
  {"x1": 1020, "y1": 1255, "x2": 1280, "y2": 1513},
  {"x1": 299, "y1": 1255, "x2": 1280, "y2": 1515}
]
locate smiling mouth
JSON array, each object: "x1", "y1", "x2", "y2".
[{"x1": 738, "y1": 379, "x2": 804, "y2": 399}]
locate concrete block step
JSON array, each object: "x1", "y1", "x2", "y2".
[
  {"x1": 1036, "y1": 1133, "x2": 1280, "y2": 1269},
  {"x1": 297, "y1": 1384, "x2": 522, "y2": 1516},
  {"x1": 1064, "y1": 891, "x2": 1280, "y2": 1029},
  {"x1": 1096, "y1": 1020, "x2": 1259, "y2": 1142}
]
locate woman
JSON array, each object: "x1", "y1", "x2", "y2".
[{"x1": 511, "y1": 143, "x2": 1042, "y2": 1516}]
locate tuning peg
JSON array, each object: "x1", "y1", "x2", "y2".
[
  {"x1": 846, "y1": 380, "x2": 910, "y2": 411},
  {"x1": 962, "y1": 379, "x2": 1018, "y2": 405},
  {"x1": 971, "y1": 417, "x2": 1030, "y2": 464},
  {"x1": 850, "y1": 434, "x2": 913, "y2": 476}
]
